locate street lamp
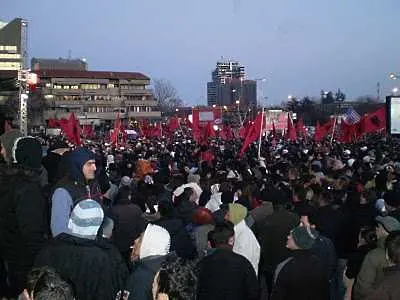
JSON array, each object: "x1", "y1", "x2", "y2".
[
  {"x1": 390, "y1": 73, "x2": 399, "y2": 80},
  {"x1": 393, "y1": 87, "x2": 399, "y2": 94},
  {"x1": 212, "y1": 104, "x2": 216, "y2": 108},
  {"x1": 288, "y1": 95, "x2": 293, "y2": 100}
]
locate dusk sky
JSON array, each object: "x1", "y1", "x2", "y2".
[{"x1": 3, "y1": 0, "x2": 400, "y2": 105}]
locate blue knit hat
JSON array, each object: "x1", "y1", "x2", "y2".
[
  {"x1": 291, "y1": 226, "x2": 319, "y2": 249},
  {"x1": 68, "y1": 199, "x2": 104, "y2": 240},
  {"x1": 69, "y1": 148, "x2": 96, "y2": 182}
]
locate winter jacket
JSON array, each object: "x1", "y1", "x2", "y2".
[
  {"x1": 271, "y1": 250, "x2": 330, "y2": 300},
  {"x1": 0, "y1": 168, "x2": 48, "y2": 295},
  {"x1": 34, "y1": 233, "x2": 127, "y2": 300},
  {"x1": 111, "y1": 203, "x2": 145, "y2": 261},
  {"x1": 124, "y1": 255, "x2": 168, "y2": 300},
  {"x1": 197, "y1": 248, "x2": 260, "y2": 300},
  {"x1": 153, "y1": 217, "x2": 197, "y2": 259},
  {"x1": 365, "y1": 265, "x2": 400, "y2": 300},
  {"x1": 353, "y1": 237, "x2": 390, "y2": 300}
]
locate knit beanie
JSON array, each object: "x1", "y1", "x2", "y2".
[
  {"x1": 68, "y1": 199, "x2": 104, "y2": 240},
  {"x1": 291, "y1": 226, "x2": 319, "y2": 249},
  {"x1": 11, "y1": 137, "x2": 43, "y2": 169},
  {"x1": 228, "y1": 203, "x2": 248, "y2": 225},
  {"x1": 139, "y1": 224, "x2": 170, "y2": 259},
  {"x1": 0, "y1": 129, "x2": 23, "y2": 162}
]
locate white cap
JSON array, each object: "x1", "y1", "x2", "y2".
[
  {"x1": 344, "y1": 150, "x2": 351, "y2": 155},
  {"x1": 348, "y1": 158, "x2": 356, "y2": 167}
]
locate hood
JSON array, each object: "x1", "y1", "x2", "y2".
[
  {"x1": 68, "y1": 148, "x2": 95, "y2": 182},
  {"x1": 228, "y1": 203, "x2": 248, "y2": 225},
  {"x1": 0, "y1": 129, "x2": 23, "y2": 163},
  {"x1": 11, "y1": 136, "x2": 42, "y2": 169},
  {"x1": 140, "y1": 224, "x2": 171, "y2": 259}
]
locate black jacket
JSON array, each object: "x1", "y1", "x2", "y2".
[
  {"x1": 154, "y1": 217, "x2": 197, "y2": 259},
  {"x1": 0, "y1": 168, "x2": 48, "y2": 295},
  {"x1": 34, "y1": 233, "x2": 127, "y2": 300},
  {"x1": 197, "y1": 248, "x2": 260, "y2": 300},
  {"x1": 124, "y1": 255, "x2": 168, "y2": 300},
  {"x1": 271, "y1": 250, "x2": 330, "y2": 300}
]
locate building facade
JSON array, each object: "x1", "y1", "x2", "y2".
[
  {"x1": 207, "y1": 60, "x2": 256, "y2": 107},
  {"x1": 30, "y1": 69, "x2": 161, "y2": 126}
]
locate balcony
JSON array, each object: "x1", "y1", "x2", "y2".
[
  {"x1": 128, "y1": 111, "x2": 161, "y2": 118},
  {"x1": 124, "y1": 100, "x2": 158, "y2": 106},
  {"x1": 44, "y1": 110, "x2": 161, "y2": 120}
]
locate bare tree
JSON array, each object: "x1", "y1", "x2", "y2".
[{"x1": 153, "y1": 78, "x2": 183, "y2": 113}]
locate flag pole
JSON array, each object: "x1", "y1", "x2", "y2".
[
  {"x1": 258, "y1": 108, "x2": 265, "y2": 159},
  {"x1": 330, "y1": 116, "x2": 337, "y2": 145}
]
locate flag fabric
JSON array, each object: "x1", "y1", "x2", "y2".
[
  {"x1": 110, "y1": 112, "x2": 121, "y2": 145},
  {"x1": 314, "y1": 121, "x2": 323, "y2": 142},
  {"x1": 239, "y1": 112, "x2": 264, "y2": 156},
  {"x1": 271, "y1": 121, "x2": 276, "y2": 137},
  {"x1": 314, "y1": 119, "x2": 335, "y2": 141},
  {"x1": 296, "y1": 118, "x2": 307, "y2": 137},
  {"x1": 344, "y1": 108, "x2": 361, "y2": 124},
  {"x1": 200, "y1": 122, "x2": 216, "y2": 145},
  {"x1": 220, "y1": 124, "x2": 234, "y2": 141},
  {"x1": 167, "y1": 117, "x2": 180, "y2": 133},
  {"x1": 60, "y1": 113, "x2": 81, "y2": 145},
  {"x1": 338, "y1": 121, "x2": 358, "y2": 144},
  {"x1": 358, "y1": 107, "x2": 386, "y2": 135},
  {"x1": 287, "y1": 113, "x2": 297, "y2": 141}
]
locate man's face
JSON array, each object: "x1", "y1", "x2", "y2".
[
  {"x1": 82, "y1": 159, "x2": 96, "y2": 180},
  {"x1": 131, "y1": 233, "x2": 144, "y2": 261},
  {"x1": 286, "y1": 232, "x2": 300, "y2": 250}
]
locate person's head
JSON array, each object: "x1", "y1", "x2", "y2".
[
  {"x1": 68, "y1": 199, "x2": 104, "y2": 240},
  {"x1": 100, "y1": 217, "x2": 114, "y2": 239},
  {"x1": 358, "y1": 226, "x2": 377, "y2": 248},
  {"x1": 0, "y1": 129, "x2": 23, "y2": 163},
  {"x1": 152, "y1": 257, "x2": 198, "y2": 300},
  {"x1": 386, "y1": 231, "x2": 400, "y2": 265},
  {"x1": 375, "y1": 216, "x2": 400, "y2": 239},
  {"x1": 287, "y1": 225, "x2": 319, "y2": 250},
  {"x1": 192, "y1": 207, "x2": 214, "y2": 225},
  {"x1": 208, "y1": 220, "x2": 235, "y2": 249},
  {"x1": 225, "y1": 203, "x2": 247, "y2": 225},
  {"x1": 69, "y1": 148, "x2": 96, "y2": 182},
  {"x1": 131, "y1": 224, "x2": 170, "y2": 261},
  {"x1": 23, "y1": 267, "x2": 75, "y2": 300}
]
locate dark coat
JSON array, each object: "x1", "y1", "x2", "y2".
[
  {"x1": 34, "y1": 233, "x2": 127, "y2": 300},
  {"x1": 271, "y1": 250, "x2": 330, "y2": 300},
  {"x1": 154, "y1": 217, "x2": 197, "y2": 259},
  {"x1": 111, "y1": 202, "x2": 145, "y2": 261},
  {"x1": 197, "y1": 248, "x2": 260, "y2": 300},
  {"x1": 366, "y1": 265, "x2": 400, "y2": 300},
  {"x1": 124, "y1": 255, "x2": 167, "y2": 300},
  {"x1": 0, "y1": 168, "x2": 48, "y2": 295},
  {"x1": 42, "y1": 151, "x2": 62, "y2": 188},
  {"x1": 258, "y1": 210, "x2": 300, "y2": 275}
]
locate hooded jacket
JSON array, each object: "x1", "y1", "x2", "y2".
[
  {"x1": 124, "y1": 224, "x2": 171, "y2": 300},
  {"x1": 0, "y1": 136, "x2": 48, "y2": 296},
  {"x1": 50, "y1": 148, "x2": 102, "y2": 237},
  {"x1": 229, "y1": 203, "x2": 261, "y2": 275}
]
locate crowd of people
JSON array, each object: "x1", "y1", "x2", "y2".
[{"x1": 0, "y1": 126, "x2": 400, "y2": 300}]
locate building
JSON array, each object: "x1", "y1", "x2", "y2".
[
  {"x1": 0, "y1": 18, "x2": 28, "y2": 70},
  {"x1": 30, "y1": 69, "x2": 161, "y2": 126},
  {"x1": 207, "y1": 60, "x2": 256, "y2": 107},
  {"x1": 31, "y1": 57, "x2": 88, "y2": 71}
]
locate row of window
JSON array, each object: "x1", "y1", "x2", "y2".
[
  {"x1": 86, "y1": 106, "x2": 154, "y2": 113},
  {"x1": 46, "y1": 83, "x2": 145, "y2": 90},
  {"x1": 48, "y1": 95, "x2": 149, "y2": 101},
  {"x1": 0, "y1": 53, "x2": 21, "y2": 59},
  {"x1": 0, "y1": 45, "x2": 17, "y2": 51},
  {"x1": 0, "y1": 62, "x2": 21, "y2": 70}
]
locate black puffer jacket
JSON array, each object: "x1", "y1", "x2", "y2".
[{"x1": 35, "y1": 233, "x2": 127, "y2": 300}]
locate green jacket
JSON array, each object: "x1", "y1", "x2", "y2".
[{"x1": 353, "y1": 237, "x2": 389, "y2": 300}]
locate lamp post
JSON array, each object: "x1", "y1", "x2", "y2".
[{"x1": 254, "y1": 77, "x2": 267, "y2": 158}]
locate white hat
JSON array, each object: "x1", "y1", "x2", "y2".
[
  {"x1": 363, "y1": 156, "x2": 371, "y2": 163},
  {"x1": 139, "y1": 224, "x2": 170, "y2": 259},
  {"x1": 344, "y1": 150, "x2": 351, "y2": 155},
  {"x1": 347, "y1": 158, "x2": 356, "y2": 167}
]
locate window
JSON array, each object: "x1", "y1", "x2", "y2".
[
  {"x1": 0, "y1": 45, "x2": 17, "y2": 51},
  {"x1": 45, "y1": 83, "x2": 52, "y2": 88},
  {"x1": 70, "y1": 85, "x2": 79, "y2": 89},
  {"x1": 107, "y1": 83, "x2": 114, "y2": 88},
  {"x1": 63, "y1": 85, "x2": 70, "y2": 89},
  {"x1": 0, "y1": 53, "x2": 21, "y2": 59},
  {"x1": 54, "y1": 85, "x2": 62, "y2": 89},
  {"x1": 0, "y1": 61, "x2": 21, "y2": 70}
]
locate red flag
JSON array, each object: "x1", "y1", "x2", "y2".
[
  {"x1": 111, "y1": 112, "x2": 121, "y2": 145},
  {"x1": 287, "y1": 113, "x2": 297, "y2": 141},
  {"x1": 358, "y1": 107, "x2": 386, "y2": 136},
  {"x1": 220, "y1": 124, "x2": 234, "y2": 141},
  {"x1": 167, "y1": 117, "x2": 180, "y2": 133},
  {"x1": 240, "y1": 113, "x2": 263, "y2": 156},
  {"x1": 296, "y1": 118, "x2": 307, "y2": 136},
  {"x1": 4, "y1": 120, "x2": 12, "y2": 133},
  {"x1": 48, "y1": 119, "x2": 61, "y2": 128},
  {"x1": 338, "y1": 121, "x2": 358, "y2": 143},
  {"x1": 200, "y1": 122, "x2": 216, "y2": 145},
  {"x1": 314, "y1": 121, "x2": 323, "y2": 142},
  {"x1": 239, "y1": 120, "x2": 252, "y2": 139},
  {"x1": 60, "y1": 113, "x2": 81, "y2": 145}
]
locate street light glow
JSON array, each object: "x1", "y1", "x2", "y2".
[
  {"x1": 288, "y1": 95, "x2": 293, "y2": 100},
  {"x1": 235, "y1": 100, "x2": 240, "y2": 105},
  {"x1": 393, "y1": 87, "x2": 399, "y2": 93},
  {"x1": 212, "y1": 104, "x2": 216, "y2": 108}
]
